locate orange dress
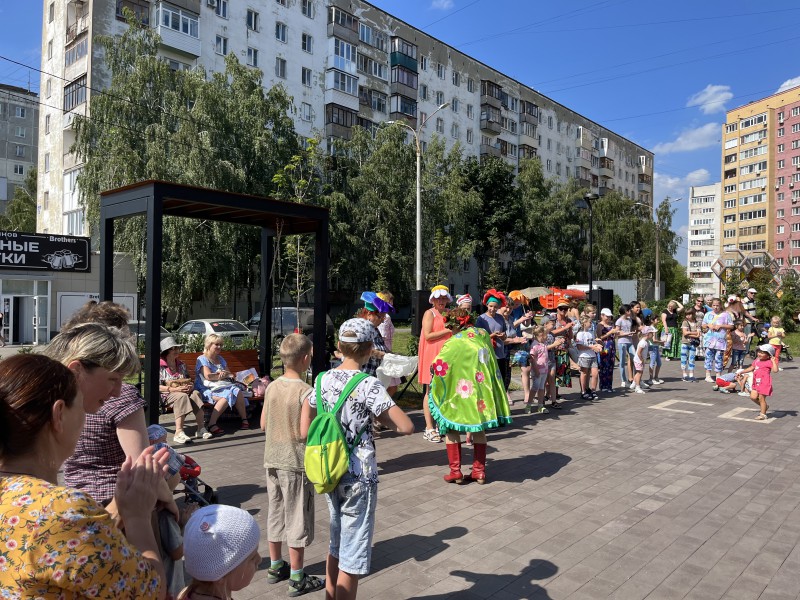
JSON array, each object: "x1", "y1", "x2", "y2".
[{"x1": 418, "y1": 308, "x2": 450, "y2": 385}]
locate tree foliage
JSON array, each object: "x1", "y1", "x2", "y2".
[{"x1": 0, "y1": 167, "x2": 37, "y2": 232}]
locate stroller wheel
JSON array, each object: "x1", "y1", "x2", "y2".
[
  {"x1": 748, "y1": 350, "x2": 756, "y2": 359},
  {"x1": 785, "y1": 351, "x2": 794, "y2": 362}
]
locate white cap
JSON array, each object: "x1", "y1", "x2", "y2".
[
  {"x1": 758, "y1": 344, "x2": 775, "y2": 356},
  {"x1": 748, "y1": 288, "x2": 757, "y2": 293},
  {"x1": 600, "y1": 308, "x2": 613, "y2": 317},
  {"x1": 184, "y1": 505, "x2": 260, "y2": 582}
]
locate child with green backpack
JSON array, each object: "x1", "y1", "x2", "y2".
[{"x1": 301, "y1": 318, "x2": 413, "y2": 600}]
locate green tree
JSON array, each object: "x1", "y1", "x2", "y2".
[{"x1": 0, "y1": 167, "x2": 37, "y2": 232}]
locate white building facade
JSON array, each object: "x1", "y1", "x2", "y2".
[
  {"x1": 687, "y1": 182, "x2": 722, "y2": 296},
  {"x1": 0, "y1": 84, "x2": 39, "y2": 215}
]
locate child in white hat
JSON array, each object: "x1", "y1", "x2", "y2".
[{"x1": 179, "y1": 505, "x2": 261, "y2": 600}]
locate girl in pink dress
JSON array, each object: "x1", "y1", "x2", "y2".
[{"x1": 737, "y1": 344, "x2": 778, "y2": 420}]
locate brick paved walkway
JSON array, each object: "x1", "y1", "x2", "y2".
[{"x1": 163, "y1": 359, "x2": 800, "y2": 599}]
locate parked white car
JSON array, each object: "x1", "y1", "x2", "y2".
[{"x1": 174, "y1": 319, "x2": 255, "y2": 346}]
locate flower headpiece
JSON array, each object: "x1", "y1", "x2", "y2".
[
  {"x1": 444, "y1": 307, "x2": 476, "y2": 330},
  {"x1": 507, "y1": 290, "x2": 528, "y2": 305},
  {"x1": 360, "y1": 291, "x2": 394, "y2": 313},
  {"x1": 482, "y1": 289, "x2": 507, "y2": 307},
  {"x1": 429, "y1": 285, "x2": 453, "y2": 303}
]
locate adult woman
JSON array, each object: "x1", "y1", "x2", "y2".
[
  {"x1": 160, "y1": 336, "x2": 210, "y2": 443},
  {"x1": 551, "y1": 300, "x2": 574, "y2": 395},
  {"x1": 680, "y1": 308, "x2": 701, "y2": 382},
  {"x1": 358, "y1": 291, "x2": 394, "y2": 377},
  {"x1": 428, "y1": 309, "x2": 512, "y2": 485},
  {"x1": 702, "y1": 298, "x2": 734, "y2": 382},
  {"x1": 615, "y1": 304, "x2": 635, "y2": 388},
  {"x1": 508, "y1": 291, "x2": 535, "y2": 404},
  {"x1": 196, "y1": 333, "x2": 250, "y2": 434},
  {"x1": 660, "y1": 299, "x2": 684, "y2": 360},
  {"x1": 418, "y1": 285, "x2": 453, "y2": 443},
  {"x1": 596, "y1": 308, "x2": 619, "y2": 392},
  {"x1": 476, "y1": 289, "x2": 511, "y2": 391},
  {"x1": 376, "y1": 291, "x2": 399, "y2": 396},
  {"x1": 0, "y1": 354, "x2": 166, "y2": 599}
]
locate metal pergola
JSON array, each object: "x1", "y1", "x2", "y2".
[{"x1": 99, "y1": 180, "x2": 330, "y2": 424}]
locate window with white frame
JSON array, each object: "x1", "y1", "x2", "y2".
[
  {"x1": 302, "y1": 33, "x2": 313, "y2": 53},
  {"x1": 276, "y1": 0, "x2": 286, "y2": 5},
  {"x1": 332, "y1": 70, "x2": 356, "y2": 94},
  {"x1": 451, "y1": 99, "x2": 459, "y2": 113},
  {"x1": 740, "y1": 113, "x2": 766, "y2": 128},
  {"x1": 420, "y1": 84, "x2": 427, "y2": 100},
  {"x1": 246, "y1": 47, "x2": 258, "y2": 67},
  {"x1": 300, "y1": 102, "x2": 312, "y2": 121},
  {"x1": 437, "y1": 63, "x2": 445, "y2": 79},
  {"x1": 370, "y1": 91, "x2": 386, "y2": 113},
  {"x1": 44, "y1": 153, "x2": 50, "y2": 173},
  {"x1": 275, "y1": 57, "x2": 287, "y2": 78},
  {"x1": 435, "y1": 91, "x2": 444, "y2": 105},
  {"x1": 13, "y1": 164, "x2": 23, "y2": 175},
  {"x1": 793, "y1": 123, "x2": 800, "y2": 133},
  {"x1": 14, "y1": 146, "x2": 24, "y2": 158},
  {"x1": 276, "y1": 22, "x2": 287, "y2": 42},
  {"x1": 777, "y1": 209, "x2": 784, "y2": 217},
  {"x1": 333, "y1": 38, "x2": 355, "y2": 71},
  {"x1": 466, "y1": 129, "x2": 473, "y2": 144},
  {"x1": 45, "y1": 114, "x2": 50, "y2": 134},
  {"x1": 777, "y1": 225, "x2": 785, "y2": 234},
  {"x1": 215, "y1": 0, "x2": 228, "y2": 18},
  {"x1": 436, "y1": 118, "x2": 444, "y2": 134},
  {"x1": 419, "y1": 112, "x2": 427, "y2": 126},
  {"x1": 451, "y1": 123, "x2": 459, "y2": 138},
  {"x1": 467, "y1": 104, "x2": 473, "y2": 119},
  {"x1": 247, "y1": 9, "x2": 259, "y2": 31},
  {"x1": 14, "y1": 106, "x2": 26, "y2": 118},
  {"x1": 467, "y1": 78, "x2": 474, "y2": 92},
  {"x1": 452, "y1": 71, "x2": 460, "y2": 86},
  {"x1": 419, "y1": 55, "x2": 427, "y2": 71},
  {"x1": 301, "y1": 67, "x2": 312, "y2": 87},
  {"x1": 301, "y1": 0, "x2": 314, "y2": 18},
  {"x1": 215, "y1": 35, "x2": 228, "y2": 55},
  {"x1": 157, "y1": 4, "x2": 199, "y2": 37},
  {"x1": 14, "y1": 126, "x2": 25, "y2": 138}
]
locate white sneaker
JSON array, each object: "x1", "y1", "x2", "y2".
[
  {"x1": 634, "y1": 387, "x2": 646, "y2": 394},
  {"x1": 778, "y1": 367, "x2": 784, "y2": 372},
  {"x1": 173, "y1": 430, "x2": 192, "y2": 445},
  {"x1": 738, "y1": 391, "x2": 750, "y2": 397},
  {"x1": 652, "y1": 379, "x2": 665, "y2": 385},
  {"x1": 197, "y1": 427, "x2": 213, "y2": 440},
  {"x1": 641, "y1": 381, "x2": 651, "y2": 389},
  {"x1": 629, "y1": 381, "x2": 636, "y2": 390},
  {"x1": 705, "y1": 376, "x2": 714, "y2": 383}
]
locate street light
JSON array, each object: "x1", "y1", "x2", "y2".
[
  {"x1": 575, "y1": 192, "x2": 599, "y2": 297},
  {"x1": 387, "y1": 101, "x2": 450, "y2": 291},
  {"x1": 634, "y1": 197, "x2": 682, "y2": 301},
  {"x1": 776, "y1": 215, "x2": 794, "y2": 272}
]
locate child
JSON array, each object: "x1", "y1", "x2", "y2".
[
  {"x1": 767, "y1": 316, "x2": 786, "y2": 368},
  {"x1": 525, "y1": 325, "x2": 549, "y2": 414},
  {"x1": 712, "y1": 372, "x2": 740, "y2": 394},
  {"x1": 680, "y1": 308, "x2": 701, "y2": 382},
  {"x1": 575, "y1": 315, "x2": 602, "y2": 400},
  {"x1": 541, "y1": 316, "x2": 563, "y2": 409},
  {"x1": 729, "y1": 320, "x2": 751, "y2": 372},
  {"x1": 736, "y1": 344, "x2": 778, "y2": 420},
  {"x1": 180, "y1": 504, "x2": 262, "y2": 600},
  {"x1": 260, "y1": 333, "x2": 324, "y2": 596},
  {"x1": 631, "y1": 327, "x2": 655, "y2": 394},
  {"x1": 643, "y1": 315, "x2": 664, "y2": 386},
  {"x1": 301, "y1": 318, "x2": 414, "y2": 600}
]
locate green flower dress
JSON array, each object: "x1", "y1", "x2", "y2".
[{"x1": 428, "y1": 326, "x2": 513, "y2": 434}]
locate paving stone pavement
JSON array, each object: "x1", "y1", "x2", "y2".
[{"x1": 162, "y1": 358, "x2": 800, "y2": 599}]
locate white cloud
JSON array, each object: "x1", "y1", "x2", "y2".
[
  {"x1": 686, "y1": 84, "x2": 733, "y2": 115},
  {"x1": 777, "y1": 76, "x2": 800, "y2": 93},
  {"x1": 654, "y1": 169, "x2": 710, "y2": 201},
  {"x1": 431, "y1": 0, "x2": 454, "y2": 8},
  {"x1": 652, "y1": 123, "x2": 720, "y2": 155}
]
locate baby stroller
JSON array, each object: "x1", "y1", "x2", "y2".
[
  {"x1": 748, "y1": 324, "x2": 794, "y2": 361},
  {"x1": 177, "y1": 454, "x2": 219, "y2": 506}
]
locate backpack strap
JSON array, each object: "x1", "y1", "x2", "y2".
[{"x1": 332, "y1": 372, "x2": 370, "y2": 415}]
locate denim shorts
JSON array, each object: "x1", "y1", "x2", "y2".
[
  {"x1": 326, "y1": 473, "x2": 378, "y2": 575},
  {"x1": 511, "y1": 350, "x2": 530, "y2": 367}
]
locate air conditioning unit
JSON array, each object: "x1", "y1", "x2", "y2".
[{"x1": 207, "y1": 0, "x2": 217, "y2": 7}]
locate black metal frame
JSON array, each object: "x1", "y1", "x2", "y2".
[{"x1": 99, "y1": 180, "x2": 329, "y2": 424}]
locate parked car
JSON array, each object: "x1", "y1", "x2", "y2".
[
  {"x1": 247, "y1": 307, "x2": 334, "y2": 339},
  {"x1": 127, "y1": 320, "x2": 172, "y2": 341},
  {"x1": 174, "y1": 319, "x2": 255, "y2": 346}
]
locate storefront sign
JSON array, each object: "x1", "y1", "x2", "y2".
[{"x1": 0, "y1": 231, "x2": 90, "y2": 272}]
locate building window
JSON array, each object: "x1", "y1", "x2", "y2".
[
  {"x1": 467, "y1": 78, "x2": 474, "y2": 93},
  {"x1": 44, "y1": 153, "x2": 50, "y2": 173},
  {"x1": 419, "y1": 112, "x2": 427, "y2": 126},
  {"x1": 451, "y1": 99, "x2": 459, "y2": 113},
  {"x1": 276, "y1": 22, "x2": 287, "y2": 43},
  {"x1": 215, "y1": 0, "x2": 228, "y2": 18},
  {"x1": 215, "y1": 35, "x2": 228, "y2": 55},
  {"x1": 391, "y1": 66, "x2": 417, "y2": 90},
  {"x1": 157, "y1": 5, "x2": 199, "y2": 37},
  {"x1": 14, "y1": 126, "x2": 25, "y2": 138},
  {"x1": 45, "y1": 115, "x2": 50, "y2": 134},
  {"x1": 276, "y1": 0, "x2": 287, "y2": 5},
  {"x1": 467, "y1": 104, "x2": 474, "y2": 119},
  {"x1": 437, "y1": 63, "x2": 445, "y2": 79},
  {"x1": 546, "y1": 159, "x2": 552, "y2": 172},
  {"x1": 246, "y1": 9, "x2": 259, "y2": 31},
  {"x1": 246, "y1": 47, "x2": 258, "y2": 67},
  {"x1": 300, "y1": 102, "x2": 312, "y2": 121},
  {"x1": 452, "y1": 71, "x2": 460, "y2": 87},
  {"x1": 370, "y1": 91, "x2": 387, "y2": 113},
  {"x1": 301, "y1": 67, "x2": 312, "y2": 87},
  {"x1": 46, "y1": 79, "x2": 52, "y2": 98},
  {"x1": 65, "y1": 38, "x2": 88, "y2": 67},
  {"x1": 43, "y1": 191, "x2": 49, "y2": 209},
  {"x1": 466, "y1": 129, "x2": 473, "y2": 144},
  {"x1": 451, "y1": 123, "x2": 459, "y2": 139},
  {"x1": 333, "y1": 38, "x2": 356, "y2": 71},
  {"x1": 419, "y1": 56, "x2": 427, "y2": 71},
  {"x1": 63, "y1": 76, "x2": 87, "y2": 112},
  {"x1": 331, "y1": 70, "x2": 357, "y2": 94},
  {"x1": 436, "y1": 118, "x2": 444, "y2": 134},
  {"x1": 15, "y1": 146, "x2": 24, "y2": 158},
  {"x1": 778, "y1": 160, "x2": 785, "y2": 169},
  {"x1": 14, "y1": 106, "x2": 25, "y2": 119},
  {"x1": 63, "y1": 210, "x2": 85, "y2": 236},
  {"x1": 301, "y1": 0, "x2": 314, "y2": 18},
  {"x1": 435, "y1": 91, "x2": 444, "y2": 105},
  {"x1": 275, "y1": 57, "x2": 287, "y2": 78},
  {"x1": 302, "y1": 33, "x2": 313, "y2": 53},
  {"x1": 13, "y1": 164, "x2": 23, "y2": 175},
  {"x1": 48, "y1": 2, "x2": 54, "y2": 22},
  {"x1": 420, "y1": 84, "x2": 427, "y2": 100}
]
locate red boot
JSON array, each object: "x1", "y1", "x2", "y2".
[
  {"x1": 470, "y1": 443, "x2": 487, "y2": 484},
  {"x1": 444, "y1": 442, "x2": 464, "y2": 484}
]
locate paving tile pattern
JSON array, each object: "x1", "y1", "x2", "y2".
[{"x1": 163, "y1": 360, "x2": 800, "y2": 599}]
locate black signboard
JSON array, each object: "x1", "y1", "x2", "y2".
[{"x1": 0, "y1": 230, "x2": 91, "y2": 272}]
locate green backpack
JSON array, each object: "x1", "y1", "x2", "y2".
[{"x1": 305, "y1": 371, "x2": 370, "y2": 494}]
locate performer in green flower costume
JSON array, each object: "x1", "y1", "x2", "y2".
[{"x1": 428, "y1": 308, "x2": 512, "y2": 484}]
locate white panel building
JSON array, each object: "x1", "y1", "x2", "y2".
[{"x1": 687, "y1": 182, "x2": 722, "y2": 296}]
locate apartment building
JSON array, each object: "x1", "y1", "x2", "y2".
[
  {"x1": 38, "y1": 0, "x2": 655, "y2": 240},
  {"x1": 687, "y1": 182, "x2": 721, "y2": 296},
  {"x1": 0, "y1": 84, "x2": 39, "y2": 214},
  {"x1": 720, "y1": 85, "x2": 800, "y2": 273}
]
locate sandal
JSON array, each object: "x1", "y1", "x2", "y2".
[
  {"x1": 240, "y1": 419, "x2": 251, "y2": 430},
  {"x1": 550, "y1": 400, "x2": 563, "y2": 409},
  {"x1": 288, "y1": 573, "x2": 325, "y2": 597},
  {"x1": 208, "y1": 424, "x2": 224, "y2": 436},
  {"x1": 423, "y1": 429, "x2": 442, "y2": 443},
  {"x1": 754, "y1": 413, "x2": 768, "y2": 421}
]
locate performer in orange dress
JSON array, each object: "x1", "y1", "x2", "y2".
[{"x1": 418, "y1": 284, "x2": 453, "y2": 443}]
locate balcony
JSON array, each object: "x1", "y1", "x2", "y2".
[
  {"x1": 390, "y1": 80, "x2": 417, "y2": 100},
  {"x1": 63, "y1": 151, "x2": 81, "y2": 171},
  {"x1": 599, "y1": 156, "x2": 614, "y2": 179},
  {"x1": 520, "y1": 111, "x2": 537, "y2": 125},
  {"x1": 157, "y1": 25, "x2": 201, "y2": 57},
  {"x1": 328, "y1": 22, "x2": 359, "y2": 45},
  {"x1": 519, "y1": 144, "x2": 537, "y2": 159},
  {"x1": 578, "y1": 178, "x2": 592, "y2": 188},
  {"x1": 638, "y1": 173, "x2": 652, "y2": 193},
  {"x1": 480, "y1": 117, "x2": 501, "y2": 135},
  {"x1": 66, "y1": 14, "x2": 89, "y2": 43},
  {"x1": 116, "y1": 0, "x2": 151, "y2": 26},
  {"x1": 325, "y1": 122, "x2": 353, "y2": 141},
  {"x1": 598, "y1": 186, "x2": 609, "y2": 197},
  {"x1": 480, "y1": 144, "x2": 501, "y2": 159},
  {"x1": 63, "y1": 103, "x2": 86, "y2": 130},
  {"x1": 389, "y1": 52, "x2": 417, "y2": 72},
  {"x1": 389, "y1": 112, "x2": 416, "y2": 129}
]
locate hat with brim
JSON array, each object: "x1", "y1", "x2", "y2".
[
  {"x1": 748, "y1": 288, "x2": 757, "y2": 293},
  {"x1": 160, "y1": 336, "x2": 183, "y2": 354},
  {"x1": 429, "y1": 285, "x2": 453, "y2": 304},
  {"x1": 360, "y1": 291, "x2": 394, "y2": 313},
  {"x1": 600, "y1": 308, "x2": 613, "y2": 317},
  {"x1": 339, "y1": 318, "x2": 377, "y2": 343},
  {"x1": 556, "y1": 300, "x2": 570, "y2": 309},
  {"x1": 758, "y1": 344, "x2": 775, "y2": 356}
]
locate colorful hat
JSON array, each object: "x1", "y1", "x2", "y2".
[
  {"x1": 507, "y1": 290, "x2": 528, "y2": 305},
  {"x1": 482, "y1": 289, "x2": 507, "y2": 307},
  {"x1": 456, "y1": 293, "x2": 473, "y2": 307},
  {"x1": 556, "y1": 299, "x2": 570, "y2": 308},
  {"x1": 429, "y1": 285, "x2": 453, "y2": 303},
  {"x1": 339, "y1": 318, "x2": 377, "y2": 343},
  {"x1": 360, "y1": 291, "x2": 394, "y2": 313}
]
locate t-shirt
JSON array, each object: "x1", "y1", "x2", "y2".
[
  {"x1": 476, "y1": 312, "x2": 507, "y2": 359},
  {"x1": 681, "y1": 319, "x2": 700, "y2": 345},
  {"x1": 635, "y1": 339, "x2": 650, "y2": 361},
  {"x1": 263, "y1": 376, "x2": 312, "y2": 472},
  {"x1": 702, "y1": 310, "x2": 731, "y2": 351},
  {"x1": 575, "y1": 330, "x2": 596, "y2": 359},
  {"x1": 529, "y1": 341, "x2": 548, "y2": 372},
  {"x1": 378, "y1": 315, "x2": 395, "y2": 351},
  {"x1": 308, "y1": 370, "x2": 394, "y2": 483},
  {"x1": 0, "y1": 474, "x2": 161, "y2": 599},
  {"x1": 615, "y1": 316, "x2": 633, "y2": 343},
  {"x1": 731, "y1": 329, "x2": 748, "y2": 350},
  {"x1": 63, "y1": 383, "x2": 146, "y2": 504},
  {"x1": 768, "y1": 327, "x2": 785, "y2": 346}
]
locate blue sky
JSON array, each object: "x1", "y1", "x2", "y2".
[{"x1": 3, "y1": 1, "x2": 800, "y2": 263}]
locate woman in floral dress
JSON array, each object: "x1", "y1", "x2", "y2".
[{"x1": 428, "y1": 308, "x2": 512, "y2": 485}]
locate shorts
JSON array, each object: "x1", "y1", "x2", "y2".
[
  {"x1": 633, "y1": 357, "x2": 644, "y2": 371},
  {"x1": 512, "y1": 350, "x2": 530, "y2": 367},
  {"x1": 531, "y1": 372, "x2": 547, "y2": 391},
  {"x1": 715, "y1": 377, "x2": 735, "y2": 389},
  {"x1": 326, "y1": 473, "x2": 378, "y2": 575},
  {"x1": 266, "y1": 468, "x2": 315, "y2": 547},
  {"x1": 578, "y1": 355, "x2": 596, "y2": 369}
]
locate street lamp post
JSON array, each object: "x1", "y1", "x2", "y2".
[
  {"x1": 634, "y1": 198, "x2": 681, "y2": 302},
  {"x1": 576, "y1": 193, "x2": 600, "y2": 297},
  {"x1": 387, "y1": 102, "x2": 450, "y2": 291}
]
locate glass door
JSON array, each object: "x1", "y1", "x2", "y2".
[
  {"x1": 33, "y1": 296, "x2": 49, "y2": 345},
  {"x1": 1, "y1": 296, "x2": 12, "y2": 345}
]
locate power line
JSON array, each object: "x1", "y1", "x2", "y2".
[{"x1": 421, "y1": 0, "x2": 484, "y2": 29}]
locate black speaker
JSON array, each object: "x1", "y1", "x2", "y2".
[
  {"x1": 410, "y1": 290, "x2": 429, "y2": 337},
  {"x1": 589, "y1": 289, "x2": 613, "y2": 313}
]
